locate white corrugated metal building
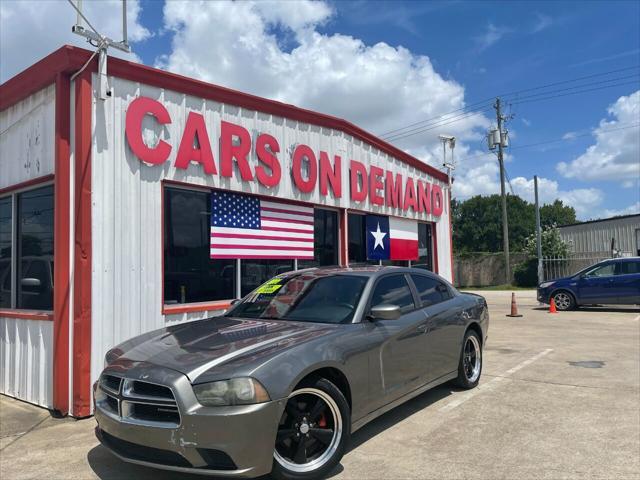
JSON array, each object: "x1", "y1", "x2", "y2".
[
  {"x1": 0, "y1": 46, "x2": 453, "y2": 417},
  {"x1": 558, "y1": 214, "x2": 640, "y2": 257}
]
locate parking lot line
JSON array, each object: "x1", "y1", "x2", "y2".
[{"x1": 438, "y1": 349, "x2": 554, "y2": 413}]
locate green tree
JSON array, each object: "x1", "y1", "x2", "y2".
[
  {"x1": 452, "y1": 195, "x2": 577, "y2": 253},
  {"x1": 540, "y1": 200, "x2": 577, "y2": 228},
  {"x1": 523, "y1": 226, "x2": 570, "y2": 258}
]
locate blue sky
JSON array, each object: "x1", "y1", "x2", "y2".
[{"x1": 1, "y1": 0, "x2": 639, "y2": 220}]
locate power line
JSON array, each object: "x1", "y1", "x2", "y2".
[
  {"x1": 379, "y1": 98, "x2": 494, "y2": 137},
  {"x1": 378, "y1": 64, "x2": 639, "y2": 141},
  {"x1": 388, "y1": 80, "x2": 638, "y2": 144},
  {"x1": 383, "y1": 106, "x2": 494, "y2": 142},
  {"x1": 504, "y1": 74, "x2": 639, "y2": 103},
  {"x1": 500, "y1": 64, "x2": 639, "y2": 101},
  {"x1": 455, "y1": 123, "x2": 640, "y2": 163},
  {"x1": 510, "y1": 80, "x2": 639, "y2": 106}
]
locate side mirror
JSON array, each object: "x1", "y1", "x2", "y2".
[
  {"x1": 21, "y1": 278, "x2": 42, "y2": 288},
  {"x1": 369, "y1": 303, "x2": 401, "y2": 321}
]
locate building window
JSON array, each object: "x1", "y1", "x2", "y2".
[
  {"x1": 164, "y1": 187, "x2": 236, "y2": 304},
  {"x1": 415, "y1": 222, "x2": 433, "y2": 272},
  {"x1": 348, "y1": 213, "x2": 366, "y2": 264},
  {"x1": 299, "y1": 209, "x2": 339, "y2": 269},
  {"x1": 347, "y1": 213, "x2": 378, "y2": 265},
  {"x1": 240, "y1": 259, "x2": 294, "y2": 297},
  {"x1": 0, "y1": 197, "x2": 11, "y2": 308},
  {"x1": 0, "y1": 185, "x2": 56, "y2": 310}
]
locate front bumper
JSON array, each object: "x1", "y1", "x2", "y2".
[
  {"x1": 537, "y1": 288, "x2": 551, "y2": 304},
  {"x1": 94, "y1": 364, "x2": 284, "y2": 478}
]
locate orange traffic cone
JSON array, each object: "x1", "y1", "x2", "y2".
[
  {"x1": 549, "y1": 297, "x2": 557, "y2": 314},
  {"x1": 506, "y1": 292, "x2": 523, "y2": 317}
]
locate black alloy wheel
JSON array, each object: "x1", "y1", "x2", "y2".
[{"x1": 272, "y1": 378, "x2": 350, "y2": 480}]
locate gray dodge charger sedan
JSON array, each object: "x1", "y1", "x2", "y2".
[{"x1": 94, "y1": 266, "x2": 489, "y2": 480}]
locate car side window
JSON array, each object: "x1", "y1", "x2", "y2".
[
  {"x1": 411, "y1": 274, "x2": 450, "y2": 307},
  {"x1": 617, "y1": 261, "x2": 640, "y2": 275},
  {"x1": 370, "y1": 275, "x2": 415, "y2": 314},
  {"x1": 585, "y1": 263, "x2": 615, "y2": 277}
]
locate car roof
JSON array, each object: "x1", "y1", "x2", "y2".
[
  {"x1": 601, "y1": 256, "x2": 640, "y2": 263},
  {"x1": 281, "y1": 265, "x2": 444, "y2": 280}
]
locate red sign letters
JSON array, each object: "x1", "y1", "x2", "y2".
[{"x1": 125, "y1": 96, "x2": 443, "y2": 217}]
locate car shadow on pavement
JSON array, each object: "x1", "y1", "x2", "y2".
[
  {"x1": 532, "y1": 305, "x2": 639, "y2": 313},
  {"x1": 325, "y1": 383, "x2": 456, "y2": 478},
  {"x1": 87, "y1": 445, "x2": 205, "y2": 480},
  {"x1": 88, "y1": 384, "x2": 456, "y2": 480}
]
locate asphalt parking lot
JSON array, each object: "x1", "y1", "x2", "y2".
[{"x1": 1, "y1": 290, "x2": 639, "y2": 480}]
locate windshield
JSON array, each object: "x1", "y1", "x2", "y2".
[{"x1": 226, "y1": 273, "x2": 368, "y2": 324}]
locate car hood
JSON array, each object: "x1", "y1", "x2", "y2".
[{"x1": 108, "y1": 316, "x2": 336, "y2": 382}]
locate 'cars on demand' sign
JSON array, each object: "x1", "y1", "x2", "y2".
[{"x1": 125, "y1": 96, "x2": 444, "y2": 219}]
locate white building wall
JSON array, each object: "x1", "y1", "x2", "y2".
[
  {"x1": 90, "y1": 75, "x2": 453, "y2": 388},
  {"x1": 0, "y1": 317, "x2": 53, "y2": 408},
  {"x1": 0, "y1": 85, "x2": 56, "y2": 408},
  {"x1": 0, "y1": 84, "x2": 56, "y2": 189}
]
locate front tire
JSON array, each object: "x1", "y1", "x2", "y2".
[
  {"x1": 272, "y1": 378, "x2": 350, "y2": 480},
  {"x1": 455, "y1": 330, "x2": 483, "y2": 389},
  {"x1": 552, "y1": 290, "x2": 575, "y2": 311}
]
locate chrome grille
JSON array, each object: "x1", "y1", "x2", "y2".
[{"x1": 96, "y1": 375, "x2": 180, "y2": 427}]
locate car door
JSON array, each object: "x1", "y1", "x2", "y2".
[
  {"x1": 614, "y1": 260, "x2": 640, "y2": 304},
  {"x1": 410, "y1": 274, "x2": 462, "y2": 382},
  {"x1": 577, "y1": 262, "x2": 618, "y2": 304},
  {"x1": 366, "y1": 273, "x2": 429, "y2": 406}
]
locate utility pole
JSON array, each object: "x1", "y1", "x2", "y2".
[
  {"x1": 534, "y1": 175, "x2": 542, "y2": 284},
  {"x1": 494, "y1": 98, "x2": 510, "y2": 284}
]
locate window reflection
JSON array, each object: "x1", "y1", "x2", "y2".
[
  {"x1": 164, "y1": 188, "x2": 236, "y2": 303},
  {"x1": 241, "y1": 259, "x2": 294, "y2": 297},
  {"x1": 0, "y1": 197, "x2": 11, "y2": 308},
  {"x1": 370, "y1": 274, "x2": 415, "y2": 313},
  {"x1": 414, "y1": 222, "x2": 433, "y2": 272},
  {"x1": 17, "y1": 186, "x2": 54, "y2": 310},
  {"x1": 348, "y1": 213, "x2": 378, "y2": 266},
  {"x1": 298, "y1": 209, "x2": 338, "y2": 269}
]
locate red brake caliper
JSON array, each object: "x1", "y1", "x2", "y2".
[{"x1": 318, "y1": 414, "x2": 327, "y2": 428}]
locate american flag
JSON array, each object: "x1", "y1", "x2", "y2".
[{"x1": 210, "y1": 191, "x2": 315, "y2": 259}]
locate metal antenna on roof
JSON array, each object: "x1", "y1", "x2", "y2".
[{"x1": 68, "y1": 0, "x2": 131, "y2": 100}]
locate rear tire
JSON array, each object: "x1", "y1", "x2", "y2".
[
  {"x1": 271, "y1": 378, "x2": 350, "y2": 480},
  {"x1": 455, "y1": 330, "x2": 482, "y2": 389},
  {"x1": 552, "y1": 290, "x2": 575, "y2": 311}
]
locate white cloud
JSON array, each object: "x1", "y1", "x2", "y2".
[
  {"x1": 562, "y1": 131, "x2": 577, "y2": 140},
  {"x1": 521, "y1": 118, "x2": 531, "y2": 127},
  {"x1": 158, "y1": 0, "x2": 490, "y2": 157},
  {"x1": 531, "y1": 13, "x2": 553, "y2": 33},
  {"x1": 510, "y1": 176, "x2": 604, "y2": 219},
  {"x1": 473, "y1": 23, "x2": 510, "y2": 51},
  {"x1": 557, "y1": 91, "x2": 640, "y2": 182},
  {"x1": 597, "y1": 201, "x2": 640, "y2": 218},
  {"x1": 453, "y1": 161, "x2": 500, "y2": 198},
  {"x1": 0, "y1": 0, "x2": 150, "y2": 82}
]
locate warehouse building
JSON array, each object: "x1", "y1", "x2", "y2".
[
  {"x1": 558, "y1": 214, "x2": 640, "y2": 257},
  {"x1": 0, "y1": 46, "x2": 452, "y2": 417}
]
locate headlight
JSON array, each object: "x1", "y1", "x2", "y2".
[
  {"x1": 193, "y1": 378, "x2": 270, "y2": 407},
  {"x1": 539, "y1": 281, "x2": 555, "y2": 289}
]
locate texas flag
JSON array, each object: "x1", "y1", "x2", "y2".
[{"x1": 366, "y1": 215, "x2": 419, "y2": 261}]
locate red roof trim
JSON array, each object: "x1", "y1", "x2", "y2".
[
  {"x1": 0, "y1": 309, "x2": 54, "y2": 321},
  {"x1": 0, "y1": 46, "x2": 449, "y2": 182},
  {"x1": 163, "y1": 301, "x2": 232, "y2": 315}
]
